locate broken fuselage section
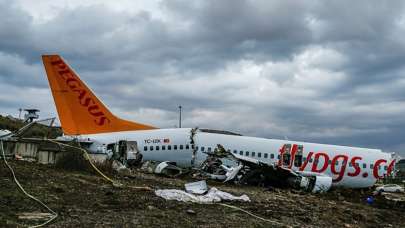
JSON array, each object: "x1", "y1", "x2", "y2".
[
  {"x1": 198, "y1": 144, "x2": 332, "y2": 193},
  {"x1": 73, "y1": 127, "x2": 394, "y2": 192}
]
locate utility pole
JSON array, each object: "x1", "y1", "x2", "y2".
[
  {"x1": 178, "y1": 105, "x2": 182, "y2": 128},
  {"x1": 18, "y1": 108, "x2": 22, "y2": 119}
]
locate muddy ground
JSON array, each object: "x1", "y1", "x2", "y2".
[{"x1": 1, "y1": 160, "x2": 404, "y2": 227}]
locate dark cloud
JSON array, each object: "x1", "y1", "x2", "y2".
[
  {"x1": 1, "y1": 0, "x2": 405, "y2": 156},
  {"x1": 0, "y1": 0, "x2": 34, "y2": 57}
]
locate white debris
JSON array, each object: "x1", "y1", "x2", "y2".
[
  {"x1": 155, "y1": 161, "x2": 170, "y2": 174},
  {"x1": 224, "y1": 164, "x2": 244, "y2": 182},
  {"x1": 18, "y1": 212, "x2": 54, "y2": 221},
  {"x1": 185, "y1": 180, "x2": 208, "y2": 194},
  {"x1": 112, "y1": 160, "x2": 127, "y2": 172},
  {"x1": 155, "y1": 187, "x2": 250, "y2": 204}
]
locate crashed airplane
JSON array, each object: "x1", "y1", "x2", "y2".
[{"x1": 42, "y1": 55, "x2": 396, "y2": 192}]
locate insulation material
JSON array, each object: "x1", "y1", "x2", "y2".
[{"x1": 155, "y1": 187, "x2": 250, "y2": 204}]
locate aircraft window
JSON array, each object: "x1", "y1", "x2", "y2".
[
  {"x1": 168, "y1": 145, "x2": 172, "y2": 150},
  {"x1": 144, "y1": 146, "x2": 147, "y2": 151},
  {"x1": 277, "y1": 155, "x2": 281, "y2": 159},
  {"x1": 335, "y1": 161, "x2": 339, "y2": 166},
  {"x1": 201, "y1": 147, "x2": 205, "y2": 151},
  {"x1": 309, "y1": 158, "x2": 313, "y2": 162},
  {"x1": 328, "y1": 160, "x2": 332, "y2": 165},
  {"x1": 180, "y1": 145, "x2": 184, "y2": 150},
  {"x1": 233, "y1": 150, "x2": 237, "y2": 154},
  {"x1": 363, "y1": 163, "x2": 366, "y2": 169},
  {"x1": 195, "y1": 146, "x2": 198, "y2": 150},
  {"x1": 174, "y1": 145, "x2": 178, "y2": 150},
  {"x1": 162, "y1": 145, "x2": 166, "y2": 150},
  {"x1": 186, "y1": 145, "x2": 190, "y2": 149},
  {"x1": 150, "y1": 146, "x2": 154, "y2": 151},
  {"x1": 370, "y1": 164, "x2": 374, "y2": 169},
  {"x1": 258, "y1": 152, "x2": 261, "y2": 158},
  {"x1": 239, "y1": 151, "x2": 243, "y2": 155},
  {"x1": 349, "y1": 163, "x2": 352, "y2": 167},
  {"x1": 245, "y1": 151, "x2": 250, "y2": 156},
  {"x1": 156, "y1": 146, "x2": 159, "y2": 150},
  {"x1": 384, "y1": 166, "x2": 387, "y2": 170},
  {"x1": 342, "y1": 161, "x2": 347, "y2": 166},
  {"x1": 303, "y1": 157, "x2": 306, "y2": 161},
  {"x1": 264, "y1": 153, "x2": 268, "y2": 158},
  {"x1": 208, "y1": 147, "x2": 211, "y2": 152},
  {"x1": 191, "y1": 145, "x2": 195, "y2": 149},
  {"x1": 271, "y1": 154, "x2": 274, "y2": 159},
  {"x1": 252, "y1": 152, "x2": 255, "y2": 157}
]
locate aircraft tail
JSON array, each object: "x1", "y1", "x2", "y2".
[{"x1": 42, "y1": 55, "x2": 156, "y2": 135}]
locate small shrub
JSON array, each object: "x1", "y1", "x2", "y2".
[{"x1": 55, "y1": 150, "x2": 92, "y2": 172}]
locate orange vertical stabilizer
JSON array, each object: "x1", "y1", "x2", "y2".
[{"x1": 42, "y1": 55, "x2": 157, "y2": 135}]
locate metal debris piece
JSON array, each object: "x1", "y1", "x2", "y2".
[{"x1": 141, "y1": 161, "x2": 183, "y2": 177}]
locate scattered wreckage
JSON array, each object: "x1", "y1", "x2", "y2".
[
  {"x1": 194, "y1": 144, "x2": 332, "y2": 193},
  {"x1": 2, "y1": 120, "x2": 332, "y2": 193},
  {"x1": 107, "y1": 141, "x2": 332, "y2": 193}
]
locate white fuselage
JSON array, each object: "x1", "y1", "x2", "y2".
[{"x1": 82, "y1": 128, "x2": 395, "y2": 189}]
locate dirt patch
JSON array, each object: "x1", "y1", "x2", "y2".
[{"x1": 0, "y1": 160, "x2": 404, "y2": 227}]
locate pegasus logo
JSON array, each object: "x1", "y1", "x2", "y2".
[
  {"x1": 50, "y1": 58, "x2": 111, "y2": 126},
  {"x1": 279, "y1": 144, "x2": 397, "y2": 182}
]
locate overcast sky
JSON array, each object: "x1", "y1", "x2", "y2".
[{"x1": 1, "y1": 0, "x2": 405, "y2": 155}]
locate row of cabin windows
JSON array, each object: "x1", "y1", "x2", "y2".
[
  {"x1": 232, "y1": 150, "x2": 277, "y2": 159},
  {"x1": 144, "y1": 144, "x2": 191, "y2": 151}
]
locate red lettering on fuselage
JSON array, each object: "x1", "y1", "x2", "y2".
[
  {"x1": 299, "y1": 151, "x2": 313, "y2": 171},
  {"x1": 311, "y1": 152, "x2": 329, "y2": 173},
  {"x1": 51, "y1": 59, "x2": 110, "y2": 126},
  {"x1": 387, "y1": 159, "x2": 396, "y2": 176},
  {"x1": 373, "y1": 159, "x2": 387, "y2": 179},
  {"x1": 281, "y1": 144, "x2": 391, "y2": 184},
  {"x1": 331, "y1": 155, "x2": 348, "y2": 182},
  {"x1": 347, "y1": 156, "x2": 361, "y2": 177},
  {"x1": 286, "y1": 145, "x2": 366, "y2": 183}
]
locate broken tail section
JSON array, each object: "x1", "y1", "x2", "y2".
[{"x1": 42, "y1": 55, "x2": 156, "y2": 135}]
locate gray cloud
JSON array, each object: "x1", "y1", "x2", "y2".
[{"x1": 1, "y1": 0, "x2": 405, "y2": 156}]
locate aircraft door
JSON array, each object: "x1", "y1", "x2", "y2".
[
  {"x1": 279, "y1": 144, "x2": 304, "y2": 169},
  {"x1": 280, "y1": 144, "x2": 292, "y2": 167},
  {"x1": 293, "y1": 145, "x2": 303, "y2": 168},
  {"x1": 117, "y1": 140, "x2": 142, "y2": 166}
]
